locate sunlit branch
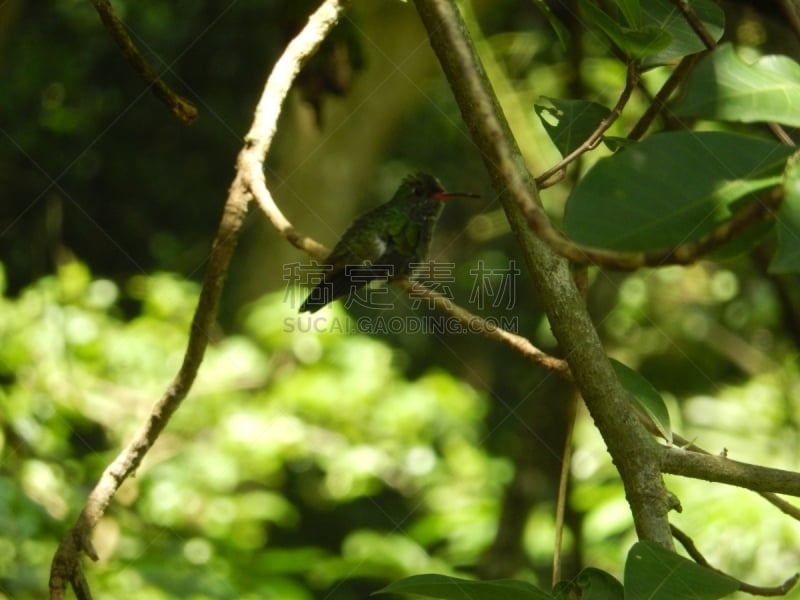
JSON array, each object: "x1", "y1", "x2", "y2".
[
  {"x1": 535, "y1": 63, "x2": 640, "y2": 188},
  {"x1": 47, "y1": 2, "x2": 349, "y2": 598},
  {"x1": 671, "y1": 524, "x2": 800, "y2": 596},
  {"x1": 88, "y1": 0, "x2": 198, "y2": 124},
  {"x1": 661, "y1": 446, "x2": 800, "y2": 496},
  {"x1": 635, "y1": 419, "x2": 800, "y2": 522},
  {"x1": 664, "y1": 435, "x2": 800, "y2": 521}
]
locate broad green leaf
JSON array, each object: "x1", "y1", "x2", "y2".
[
  {"x1": 578, "y1": 568, "x2": 625, "y2": 599},
  {"x1": 770, "y1": 152, "x2": 800, "y2": 273},
  {"x1": 625, "y1": 541, "x2": 739, "y2": 599},
  {"x1": 551, "y1": 581, "x2": 572, "y2": 600},
  {"x1": 553, "y1": 568, "x2": 623, "y2": 600},
  {"x1": 375, "y1": 574, "x2": 552, "y2": 599},
  {"x1": 616, "y1": 0, "x2": 641, "y2": 28},
  {"x1": 675, "y1": 44, "x2": 800, "y2": 127},
  {"x1": 610, "y1": 359, "x2": 671, "y2": 442},
  {"x1": 563, "y1": 132, "x2": 793, "y2": 252},
  {"x1": 534, "y1": 97, "x2": 611, "y2": 157},
  {"x1": 579, "y1": 0, "x2": 672, "y2": 59},
  {"x1": 531, "y1": 0, "x2": 570, "y2": 49},
  {"x1": 641, "y1": 0, "x2": 725, "y2": 66}
]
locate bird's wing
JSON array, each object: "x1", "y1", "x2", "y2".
[
  {"x1": 319, "y1": 213, "x2": 378, "y2": 274},
  {"x1": 382, "y1": 211, "x2": 421, "y2": 262}
]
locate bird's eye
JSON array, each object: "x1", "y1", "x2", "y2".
[{"x1": 412, "y1": 186, "x2": 423, "y2": 195}]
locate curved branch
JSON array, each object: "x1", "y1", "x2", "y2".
[
  {"x1": 672, "y1": 524, "x2": 800, "y2": 596},
  {"x1": 89, "y1": 0, "x2": 198, "y2": 124},
  {"x1": 536, "y1": 63, "x2": 640, "y2": 188},
  {"x1": 504, "y1": 177, "x2": 783, "y2": 271},
  {"x1": 48, "y1": 2, "x2": 349, "y2": 598}
]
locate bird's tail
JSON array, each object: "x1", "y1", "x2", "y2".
[
  {"x1": 298, "y1": 264, "x2": 395, "y2": 313},
  {"x1": 298, "y1": 283, "x2": 333, "y2": 313}
]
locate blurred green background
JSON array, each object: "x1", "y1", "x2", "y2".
[{"x1": 1, "y1": 1, "x2": 800, "y2": 598}]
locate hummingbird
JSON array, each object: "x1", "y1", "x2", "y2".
[{"x1": 298, "y1": 172, "x2": 478, "y2": 313}]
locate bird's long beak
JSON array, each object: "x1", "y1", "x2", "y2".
[{"x1": 432, "y1": 191, "x2": 481, "y2": 202}]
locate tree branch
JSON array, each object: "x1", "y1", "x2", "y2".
[
  {"x1": 661, "y1": 446, "x2": 800, "y2": 496},
  {"x1": 779, "y1": 0, "x2": 800, "y2": 43},
  {"x1": 47, "y1": 2, "x2": 349, "y2": 598},
  {"x1": 395, "y1": 279, "x2": 570, "y2": 375},
  {"x1": 536, "y1": 62, "x2": 640, "y2": 188},
  {"x1": 672, "y1": 524, "x2": 800, "y2": 596},
  {"x1": 412, "y1": 0, "x2": 673, "y2": 548},
  {"x1": 628, "y1": 52, "x2": 702, "y2": 140},
  {"x1": 669, "y1": 0, "x2": 794, "y2": 146},
  {"x1": 89, "y1": 0, "x2": 198, "y2": 124},
  {"x1": 637, "y1": 423, "x2": 800, "y2": 522},
  {"x1": 516, "y1": 186, "x2": 783, "y2": 271}
]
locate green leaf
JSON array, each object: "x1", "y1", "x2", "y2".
[
  {"x1": 770, "y1": 152, "x2": 800, "y2": 273},
  {"x1": 625, "y1": 541, "x2": 739, "y2": 599},
  {"x1": 579, "y1": 568, "x2": 625, "y2": 599},
  {"x1": 616, "y1": 0, "x2": 641, "y2": 28},
  {"x1": 675, "y1": 43, "x2": 800, "y2": 127},
  {"x1": 553, "y1": 568, "x2": 623, "y2": 600},
  {"x1": 641, "y1": 0, "x2": 725, "y2": 66},
  {"x1": 563, "y1": 132, "x2": 793, "y2": 252},
  {"x1": 531, "y1": 0, "x2": 570, "y2": 49},
  {"x1": 610, "y1": 359, "x2": 671, "y2": 442},
  {"x1": 551, "y1": 581, "x2": 572, "y2": 600},
  {"x1": 534, "y1": 97, "x2": 611, "y2": 157},
  {"x1": 579, "y1": 0, "x2": 672, "y2": 59},
  {"x1": 375, "y1": 574, "x2": 552, "y2": 599}
]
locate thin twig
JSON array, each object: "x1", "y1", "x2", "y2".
[
  {"x1": 672, "y1": 0, "x2": 717, "y2": 48},
  {"x1": 47, "y1": 2, "x2": 349, "y2": 598},
  {"x1": 396, "y1": 279, "x2": 570, "y2": 375},
  {"x1": 89, "y1": 0, "x2": 198, "y2": 124},
  {"x1": 536, "y1": 63, "x2": 640, "y2": 188},
  {"x1": 669, "y1": 0, "x2": 794, "y2": 146},
  {"x1": 672, "y1": 524, "x2": 800, "y2": 596},
  {"x1": 779, "y1": 0, "x2": 800, "y2": 42},
  {"x1": 628, "y1": 53, "x2": 701, "y2": 140},
  {"x1": 552, "y1": 393, "x2": 578, "y2": 586}
]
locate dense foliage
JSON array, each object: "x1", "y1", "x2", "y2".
[{"x1": 3, "y1": 0, "x2": 800, "y2": 599}]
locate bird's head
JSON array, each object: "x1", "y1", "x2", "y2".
[{"x1": 394, "y1": 172, "x2": 479, "y2": 219}]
